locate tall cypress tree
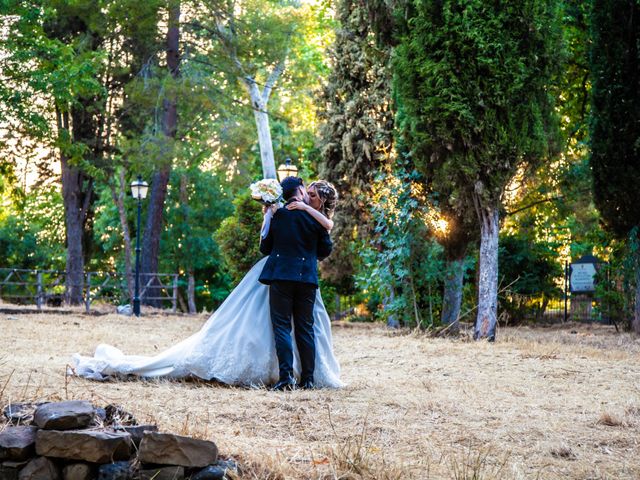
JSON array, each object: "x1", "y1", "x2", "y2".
[
  {"x1": 394, "y1": 0, "x2": 562, "y2": 339},
  {"x1": 590, "y1": 0, "x2": 640, "y2": 332},
  {"x1": 318, "y1": 0, "x2": 395, "y2": 292}
]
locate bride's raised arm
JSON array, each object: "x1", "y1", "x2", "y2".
[
  {"x1": 286, "y1": 201, "x2": 334, "y2": 231},
  {"x1": 260, "y1": 204, "x2": 279, "y2": 239}
]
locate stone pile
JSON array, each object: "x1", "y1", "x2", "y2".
[{"x1": 0, "y1": 400, "x2": 237, "y2": 480}]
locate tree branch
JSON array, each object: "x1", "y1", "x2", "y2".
[
  {"x1": 505, "y1": 187, "x2": 592, "y2": 216},
  {"x1": 262, "y1": 55, "x2": 287, "y2": 104},
  {"x1": 505, "y1": 195, "x2": 562, "y2": 216}
]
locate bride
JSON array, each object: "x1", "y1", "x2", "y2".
[{"x1": 72, "y1": 180, "x2": 343, "y2": 388}]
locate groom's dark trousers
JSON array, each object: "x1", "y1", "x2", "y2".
[
  {"x1": 269, "y1": 281, "x2": 316, "y2": 382},
  {"x1": 259, "y1": 204, "x2": 332, "y2": 383}
]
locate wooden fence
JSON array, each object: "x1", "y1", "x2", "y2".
[{"x1": 0, "y1": 268, "x2": 178, "y2": 313}]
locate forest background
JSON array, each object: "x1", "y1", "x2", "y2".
[{"x1": 1, "y1": 0, "x2": 639, "y2": 338}]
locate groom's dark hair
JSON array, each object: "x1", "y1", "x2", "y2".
[{"x1": 281, "y1": 176, "x2": 304, "y2": 201}]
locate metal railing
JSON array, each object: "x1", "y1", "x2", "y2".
[
  {"x1": 500, "y1": 291, "x2": 615, "y2": 324},
  {"x1": 0, "y1": 268, "x2": 178, "y2": 313}
]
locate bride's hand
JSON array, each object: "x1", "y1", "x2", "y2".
[
  {"x1": 263, "y1": 204, "x2": 278, "y2": 215},
  {"x1": 286, "y1": 201, "x2": 309, "y2": 211}
]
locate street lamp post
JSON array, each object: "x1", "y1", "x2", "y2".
[
  {"x1": 130, "y1": 176, "x2": 149, "y2": 317},
  {"x1": 276, "y1": 157, "x2": 298, "y2": 182}
]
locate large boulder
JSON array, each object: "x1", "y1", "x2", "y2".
[
  {"x1": 17, "y1": 456, "x2": 60, "y2": 480},
  {"x1": 138, "y1": 432, "x2": 218, "y2": 468},
  {"x1": 33, "y1": 401, "x2": 94, "y2": 430},
  {"x1": 0, "y1": 426, "x2": 38, "y2": 461},
  {"x1": 36, "y1": 430, "x2": 131, "y2": 463}
]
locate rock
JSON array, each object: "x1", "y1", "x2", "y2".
[
  {"x1": 0, "y1": 461, "x2": 28, "y2": 480},
  {"x1": 62, "y1": 463, "x2": 94, "y2": 480},
  {"x1": 116, "y1": 305, "x2": 132, "y2": 316},
  {"x1": 115, "y1": 425, "x2": 158, "y2": 448},
  {"x1": 33, "y1": 401, "x2": 94, "y2": 430},
  {"x1": 0, "y1": 465, "x2": 19, "y2": 480},
  {"x1": 96, "y1": 462, "x2": 130, "y2": 480},
  {"x1": 215, "y1": 459, "x2": 238, "y2": 473},
  {"x1": 138, "y1": 466, "x2": 184, "y2": 480},
  {"x1": 190, "y1": 465, "x2": 226, "y2": 480},
  {"x1": 138, "y1": 433, "x2": 217, "y2": 468},
  {"x1": 0, "y1": 426, "x2": 38, "y2": 461},
  {"x1": 17, "y1": 457, "x2": 60, "y2": 480},
  {"x1": 2, "y1": 403, "x2": 46, "y2": 426},
  {"x1": 36, "y1": 430, "x2": 131, "y2": 464},
  {"x1": 192, "y1": 459, "x2": 239, "y2": 479}
]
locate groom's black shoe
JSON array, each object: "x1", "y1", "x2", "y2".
[
  {"x1": 299, "y1": 378, "x2": 315, "y2": 390},
  {"x1": 272, "y1": 378, "x2": 296, "y2": 391}
]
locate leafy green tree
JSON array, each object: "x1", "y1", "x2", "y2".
[
  {"x1": 185, "y1": 0, "x2": 326, "y2": 180},
  {"x1": 161, "y1": 168, "x2": 234, "y2": 311},
  {"x1": 502, "y1": 1, "x2": 596, "y2": 263},
  {"x1": 0, "y1": 216, "x2": 50, "y2": 269},
  {"x1": 2, "y1": 0, "x2": 109, "y2": 303},
  {"x1": 393, "y1": 0, "x2": 562, "y2": 340},
  {"x1": 589, "y1": 0, "x2": 640, "y2": 332},
  {"x1": 0, "y1": 185, "x2": 66, "y2": 270},
  {"x1": 357, "y1": 160, "x2": 445, "y2": 328}
]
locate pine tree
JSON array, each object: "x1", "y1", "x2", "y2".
[{"x1": 589, "y1": 0, "x2": 640, "y2": 332}]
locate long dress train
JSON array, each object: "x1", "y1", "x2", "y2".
[{"x1": 72, "y1": 258, "x2": 343, "y2": 388}]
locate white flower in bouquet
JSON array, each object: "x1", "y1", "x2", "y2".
[{"x1": 249, "y1": 178, "x2": 283, "y2": 205}]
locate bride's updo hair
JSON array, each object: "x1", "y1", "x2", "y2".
[{"x1": 308, "y1": 180, "x2": 338, "y2": 219}]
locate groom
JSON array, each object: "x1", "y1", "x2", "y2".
[{"x1": 259, "y1": 176, "x2": 333, "y2": 390}]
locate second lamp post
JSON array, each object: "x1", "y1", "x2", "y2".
[{"x1": 130, "y1": 176, "x2": 149, "y2": 317}]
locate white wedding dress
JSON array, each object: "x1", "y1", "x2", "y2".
[{"x1": 72, "y1": 257, "x2": 343, "y2": 388}]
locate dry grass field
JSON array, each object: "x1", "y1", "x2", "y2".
[{"x1": 1, "y1": 308, "x2": 640, "y2": 479}]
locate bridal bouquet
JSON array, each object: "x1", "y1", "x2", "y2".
[{"x1": 249, "y1": 178, "x2": 283, "y2": 205}]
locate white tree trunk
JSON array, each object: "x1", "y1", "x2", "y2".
[
  {"x1": 250, "y1": 91, "x2": 277, "y2": 179},
  {"x1": 474, "y1": 206, "x2": 499, "y2": 341},
  {"x1": 441, "y1": 258, "x2": 464, "y2": 331},
  {"x1": 205, "y1": 8, "x2": 286, "y2": 180}
]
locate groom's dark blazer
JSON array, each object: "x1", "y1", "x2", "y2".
[{"x1": 258, "y1": 206, "x2": 332, "y2": 286}]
